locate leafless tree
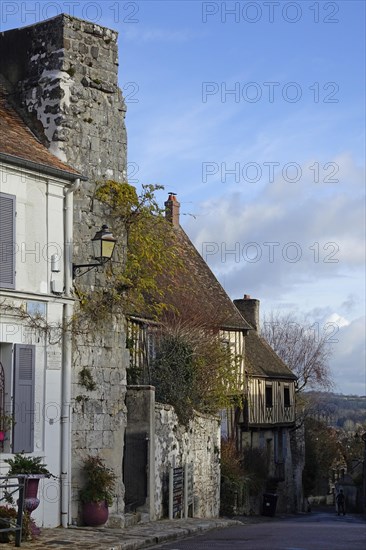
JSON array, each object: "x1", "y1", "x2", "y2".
[{"x1": 262, "y1": 312, "x2": 334, "y2": 393}]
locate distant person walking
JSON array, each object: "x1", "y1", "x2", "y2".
[{"x1": 336, "y1": 489, "x2": 346, "y2": 516}]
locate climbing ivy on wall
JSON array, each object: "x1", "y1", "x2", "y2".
[
  {"x1": 1, "y1": 180, "x2": 243, "y2": 427},
  {"x1": 77, "y1": 180, "x2": 183, "y2": 320},
  {"x1": 150, "y1": 319, "x2": 243, "y2": 425}
]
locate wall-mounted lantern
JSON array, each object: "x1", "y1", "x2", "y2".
[{"x1": 73, "y1": 225, "x2": 117, "y2": 278}]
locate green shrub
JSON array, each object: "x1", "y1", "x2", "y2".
[
  {"x1": 0, "y1": 506, "x2": 35, "y2": 542},
  {"x1": 79, "y1": 455, "x2": 116, "y2": 506},
  {"x1": 220, "y1": 439, "x2": 251, "y2": 516},
  {"x1": 4, "y1": 453, "x2": 52, "y2": 476}
]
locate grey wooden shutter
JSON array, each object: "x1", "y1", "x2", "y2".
[
  {"x1": 0, "y1": 192, "x2": 16, "y2": 289},
  {"x1": 13, "y1": 344, "x2": 35, "y2": 453}
]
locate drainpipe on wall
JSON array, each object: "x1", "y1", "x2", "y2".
[{"x1": 61, "y1": 178, "x2": 79, "y2": 528}]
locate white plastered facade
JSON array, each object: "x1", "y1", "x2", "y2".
[{"x1": 0, "y1": 161, "x2": 74, "y2": 528}]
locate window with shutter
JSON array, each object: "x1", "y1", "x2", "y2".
[
  {"x1": 0, "y1": 192, "x2": 16, "y2": 289},
  {"x1": 12, "y1": 344, "x2": 35, "y2": 453}
]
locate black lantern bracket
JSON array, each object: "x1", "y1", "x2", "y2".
[{"x1": 72, "y1": 260, "x2": 108, "y2": 279}]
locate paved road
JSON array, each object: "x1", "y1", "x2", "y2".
[{"x1": 153, "y1": 508, "x2": 366, "y2": 550}]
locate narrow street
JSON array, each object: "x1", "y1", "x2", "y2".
[{"x1": 153, "y1": 507, "x2": 366, "y2": 550}]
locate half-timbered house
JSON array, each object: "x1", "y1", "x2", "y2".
[
  {"x1": 124, "y1": 194, "x2": 252, "y2": 519},
  {"x1": 233, "y1": 295, "x2": 298, "y2": 512}
]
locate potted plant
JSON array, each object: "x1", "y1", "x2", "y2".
[
  {"x1": 0, "y1": 505, "x2": 35, "y2": 543},
  {"x1": 79, "y1": 455, "x2": 117, "y2": 527},
  {"x1": 4, "y1": 453, "x2": 54, "y2": 535},
  {"x1": 0, "y1": 413, "x2": 15, "y2": 442}
]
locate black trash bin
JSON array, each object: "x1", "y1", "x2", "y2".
[{"x1": 262, "y1": 493, "x2": 278, "y2": 516}]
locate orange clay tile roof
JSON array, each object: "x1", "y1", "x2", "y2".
[{"x1": 0, "y1": 83, "x2": 80, "y2": 178}]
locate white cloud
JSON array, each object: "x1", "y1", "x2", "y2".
[
  {"x1": 324, "y1": 313, "x2": 350, "y2": 328},
  {"x1": 181, "y1": 153, "x2": 365, "y2": 394},
  {"x1": 330, "y1": 317, "x2": 366, "y2": 396}
]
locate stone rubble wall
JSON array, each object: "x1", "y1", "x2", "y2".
[
  {"x1": 154, "y1": 403, "x2": 221, "y2": 519},
  {"x1": 71, "y1": 318, "x2": 130, "y2": 526}
]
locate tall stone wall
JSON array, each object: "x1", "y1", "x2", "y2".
[
  {"x1": 0, "y1": 15, "x2": 128, "y2": 527},
  {"x1": 71, "y1": 320, "x2": 130, "y2": 526},
  {"x1": 155, "y1": 404, "x2": 221, "y2": 519},
  {"x1": 125, "y1": 388, "x2": 221, "y2": 521}
]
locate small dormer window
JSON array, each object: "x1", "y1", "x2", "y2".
[
  {"x1": 265, "y1": 384, "x2": 273, "y2": 408},
  {"x1": 284, "y1": 385, "x2": 291, "y2": 407}
]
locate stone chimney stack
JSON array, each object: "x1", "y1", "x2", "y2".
[
  {"x1": 0, "y1": 14, "x2": 127, "y2": 265},
  {"x1": 234, "y1": 294, "x2": 260, "y2": 332},
  {"x1": 165, "y1": 193, "x2": 180, "y2": 227},
  {"x1": 0, "y1": 14, "x2": 126, "y2": 182}
]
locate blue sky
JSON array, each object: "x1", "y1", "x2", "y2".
[{"x1": 1, "y1": 1, "x2": 365, "y2": 395}]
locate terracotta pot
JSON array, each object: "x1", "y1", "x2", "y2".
[{"x1": 82, "y1": 501, "x2": 109, "y2": 527}]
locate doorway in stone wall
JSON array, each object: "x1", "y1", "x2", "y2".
[{"x1": 123, "y1": 431, "x2": 148, "y2": 512}]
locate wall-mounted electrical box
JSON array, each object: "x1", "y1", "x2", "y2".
[
  {"x1": 51, "y1": 254, "x2": 61, "y2": 273},
  {"x1": 51, "y1": 280, "x2": 63, "y2": 294}
]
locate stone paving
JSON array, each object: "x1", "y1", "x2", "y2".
[{"x1": 0, "y1": 517, "x2": 241, "y2": 550}]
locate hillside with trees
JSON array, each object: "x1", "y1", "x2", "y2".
[{"x1": 305, "y1": 392, "x2": 366, "y2": 431}]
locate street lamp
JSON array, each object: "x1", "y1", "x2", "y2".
[{"x1": 73, "y1": 225, "x2": 117, "y2": 278}]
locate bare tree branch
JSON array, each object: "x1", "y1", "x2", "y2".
[{"x1": 262, "y1": 312, "x2": 334, "y2": 393}]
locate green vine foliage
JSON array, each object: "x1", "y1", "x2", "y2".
[
  {"x1": 92, "y1": 181, "x2": 183, "y2": 319},
  {"x1": 78, "y1": 367, "x2": 97, "y2": 391},
  {"x1": 151, "y1": 333, "x2": 196, "y2": 425},
  {"x1": 220, "y1": 438, "x2": 250, "y2": 515},
  {"x1": 150, "y1": 320, "x2": 243, "y2": 426},
  {"x1": 73, "y1": 181, "x2": 243, "y2": 427}
]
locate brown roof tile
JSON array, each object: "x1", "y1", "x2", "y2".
[
  {"x1": 245, "y1": 329, "x2": 297, "y2": 380},
  {"x1": 139, "y1": 223, "x2": 251, "y2": 331},
  {"x1": 174, "y1": 227, "x2": 251, "y2": 330},
  {"x1": 0, "y1": 82, "x2": 80, "y2": 178}
]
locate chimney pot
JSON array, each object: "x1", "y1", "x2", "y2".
[{"x1": 165, "y1": 193, "x2": 180, "y2": 227}]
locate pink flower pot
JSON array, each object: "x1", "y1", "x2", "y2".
[
  {"x1": 82, "y1": 501, "x2": 109, "y2": 527},
  {"x1": 18, "y1": 475, "x2": 44, "y2": 535}
]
